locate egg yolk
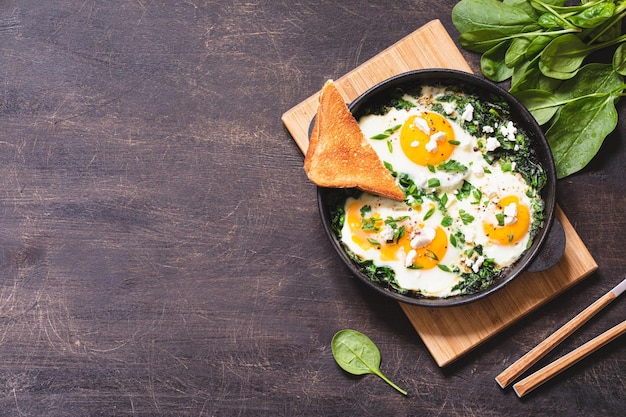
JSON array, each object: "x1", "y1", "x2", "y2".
[
  {"x1": 483, "y1": 196, "x2": 530, "y2": 245},
  {"x1": 345, "y1": 202, "x2": 447, "y2": 268},
  {"x1": 346, "y1": 201, "x2": 409, "y2": 261},
  {"x1": 346, "y1": 201, "x2": 448, "y2": 269},
  {"x1": 403, "y1": 226, "x2": 448, "y2": 270},
  {"x1": 400, "y1": 112, "x2": 456, "y2": 166}
]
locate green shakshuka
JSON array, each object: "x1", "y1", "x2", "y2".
[{"x1": 333, "y1": 85, "x2": 546, "y2": 298}]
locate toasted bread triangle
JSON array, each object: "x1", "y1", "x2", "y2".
[{"x1": 304, "y1": 80, "x2": 405, "y2": 201}]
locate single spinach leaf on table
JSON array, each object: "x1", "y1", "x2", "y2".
[
  {"x1": 331, "y1": 329, "x2": 407, "y2": 395},
  {"x1": 547, "y1": 94, "x2": 619, "y2": 178}
]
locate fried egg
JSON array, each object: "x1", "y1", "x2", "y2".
[{"x1": 339, "y1": 87, "x2": 543, "y2": 298}]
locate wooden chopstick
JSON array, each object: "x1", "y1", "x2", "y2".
[
  {"x1": 496, "y1": 278, "x2": 626, "y2": 389},
  {"x1": 513, "y1": 319, "x2": 626, "y2": 397}
]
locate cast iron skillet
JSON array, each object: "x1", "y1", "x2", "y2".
[{"x1": 315, "y1": 69, "x2": 565, "y2": 307}]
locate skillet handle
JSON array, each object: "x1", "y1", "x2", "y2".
[{"x1": 526, "y1": 217, "x2": 566, "y2": 273}]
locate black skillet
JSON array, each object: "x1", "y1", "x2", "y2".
[{"x1": 314, "y1": 69, "x2": 565, "y2": 307}]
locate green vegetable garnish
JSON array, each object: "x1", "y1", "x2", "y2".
[
  {"x1": 428, "y1": 178, "x2": 441, "y2": 188},
  {"x1": 331, "y1": 329, "x2": 407, "y2": 395}
]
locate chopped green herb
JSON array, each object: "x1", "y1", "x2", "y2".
[
  {"x1": 425, "y1": 249, "x2": 439, "y2": 261},
  {"x1": 496, "y1": 213, "x2": 506, "y2": 227},
  {"x1": 423, "y1": 207, "x2": 436, "y2": 221},
  {"x1": 367, "y1": 238, "x2": 381, "y2": 247},
  {"x1": 428, "y1": 178, "x2": 441, "y2": 188},
  {"x1": 371, "y1": 124, "x2": 402, "y2": 140},
  {"x1": 362, "y1": 216, "x2": 381, "y2": 232},
  {"x1": 441, "y1": 216, "x2": 453, "y2": 227},
  {"x1": 371, "y1": 133, "x2": 390, "y2": 140},
  {"x1": 437, "y1": 159, "x2": 468, "y2": 173},
  {"x1": 459, "y1": 210, "x2": 475, "y2": 225}
]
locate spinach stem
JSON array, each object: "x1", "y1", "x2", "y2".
[
  {"x1": 473, "y1": 28, "x2": 579, "y2": 48},
  {"x1": 375, "y1": 370, "x2": 408, "y2": 395},
  {"x1": 539, "y1": 2, "x2": 579, "y2": 29},
  {"x1": 588, "y1": 8, "x2": 626, "y2": 44}
]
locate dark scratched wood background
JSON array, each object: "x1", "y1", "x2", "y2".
[{"x1": 0, "y1": 1, "x2": 624, "y2": 416}]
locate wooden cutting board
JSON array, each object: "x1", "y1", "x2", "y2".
[{"x1": 281, "y1": 20, "x2": 598, "y2": 367}]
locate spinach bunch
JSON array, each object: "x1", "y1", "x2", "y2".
[{"x1": 452, "y1": 0, "x2": 626, "y2": 178}]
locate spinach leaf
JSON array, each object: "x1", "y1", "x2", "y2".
[
  {"x1": 506, "y1": 36, "x2": 532, "y2": 67},
  {"x1": 554, "y1": 62, "x2": 624, "y2": 100},
  {"x1": 452, "y1": 0, "x2": 540, "y2": 35},
  {"x1": 567, "y1": 1, "x2": 615, "y2": 28},
  {"x1": 515, "y1": 88, "x2": 560, "y2": 124},
  {"x1": 483, "y1": 41, "x2": 517, "y2": 81},
  {"x1": 547, "y1": 93, "x2": 619, "y2": 178},
  {"x1": 459, "y1": 30, "x2": 512, "y2": 53},
  {"x1": 331, "y1": 329, "x2": 407, "y2": 395},
  {"x1": 539, "y1": 34, "x2": 591, "y2": 79},
  {"x1": 525, "y1": 34, "x2": 557, "y2": 59},
  {"x1": 510, "y1": 58, "x2": 563, "y2": 94},
  {"x1": 613, "y1": 43, "x2": 626, "y2": 75},
  {"x1": 540, "y1": 33, "x2": 626, "y2": 79}
]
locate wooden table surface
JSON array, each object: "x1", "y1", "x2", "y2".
[{"x1": 1, "y1": 1, "x2": 624, "y2": 416}]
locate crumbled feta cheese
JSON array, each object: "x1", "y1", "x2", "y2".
[
  {"x1": 462, "y1": 103, "x2": 474, "y2": 122},
  {"x1": 411, "y1": 227, "x2": 436, "y2": 249},
  {"x1": 425, "y1": 138, "x2": 438, "y2": 153},
  {"x1": 500, "y1": 120, "x2": 517, "y2": 141},
  {"x1": 411, "y1": 140, "x2": 420, "y2": 147},
  {"x1": 405, "y1": 249, "x2": 417, "y2": 268},
  {"x1": 380, "y1": 225, "x2": 395, "y2": 241},
  {"x1": 472, "y1": 255, "x2": 485, "y2": 273},
  {"x1": 503, "y1": 202, "x2": 518, "y2": 225},
  {"x1": 430, "y1": 131, "x2": 446, "y2": 142},
  {"x1": 482, "y1": 125, "x2": 494, "y2": 134},
  {"x1": 412, "y1": 117, "x2": 430, "y2": 135},
  {"x1": 485, "y1": 136, "x2": 500, "y2": 151},
  {"x1": 443, "y1": 102, "x2": 456, "y2": 115}
]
